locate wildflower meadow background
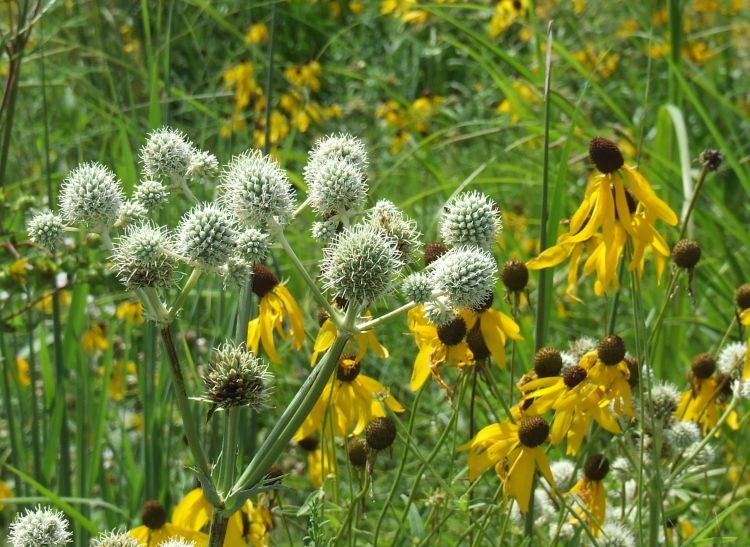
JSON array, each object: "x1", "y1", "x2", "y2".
[{"x1": 1, "y1": 1, "x2": 750, "y2": 546}]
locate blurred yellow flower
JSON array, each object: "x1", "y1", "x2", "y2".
[
  {"x1": 574, "y1": 47, "x2": 619, "y2": 79},
  {"x1": 82, "y1": 324, "x2": 109, "y2": 353},
  {"x1": 284, "y1": 61, "x2": 322, "y2": 92},
  {"x1": 0, "y1": 480, "x2": 13, "y2": 510},
  {"x1": 116, "y1": 301, "x2": 144, "y2": 325},
  {"x1": 312, "y1": 312, "x2": 389, "y2": 365},
  {"x1": 15, "y1": 356, "x2": 31, "y2": 387},
  {"x1": 489, "y1": 0, "x2": 528, "y2": 38},
  {"x1": 36, "y1": 289, "x2": 72, "y2": 314},
  {"x1": 9, "y1": 258, "x2": 29, "y2": 283},
  {"x1": 245, "y1": 22, "x2": 269, "y2": 45},
  {"x1": 496, "y1": 80, "x2": 539, "y2": 123}
]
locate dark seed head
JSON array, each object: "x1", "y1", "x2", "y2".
[
  {"x1": 625, "y1": 356, "x2": 639, "y2": 387},
  {"x1": 517, "y1": 416, "x2": 549, "y2": 448},
  {"x1": 251, "y1": 263, "x2": 279, "y2": 298},
  {"x1": 348, "y1": 437, "x2": 368, "y2": 467},
  {"x1": 141, "y1": 500, "x2": 167, "y2": 530},
  {"x1": 471, "y1": 290, "x2": 494, "y2": 313},
  {"x1": 466, "y1": 323, "x2": 490, "y2": 361},
  {"x1": 597, "y1": 335, "x2": 626, "y2": 365},
  {"x1": 317, "y1": 309, "x2": 329, "y2": 327},
  {"x1": 563, "y1": 365, "x2": 588, "y2": 388},
  {"x1": 701, "y1": 149, "x2": 722, "y2": 171},
  {"x1": 690, "y1": 353, "x2": 716, "y2": 379},
  {"x1": 672, "y1": 239, "x2": 701, "y2": 269},
  {"x1": 265, "y1": 463, "x2": 283, "y2": 485},
  {"x1": 501, "y1": 259, "x2": 529, "y2": 293},
  {"x1": 337, "y1": 355, "x2": 361, "y2": 382},
  {"x1": 715, "y1": 373, "x2": 734, "y2": 397},
  {"x1": 437, "y1": 316, "x2": 467, "y2": 346},
  {"x1": 735, "y1": 284, "x2": 750, "y2": 311},
  {"x1": 533, "y1": 347, "x2": 563, "y2": 378},
  {"x1": 424, "y1": 242, "x2": 449, "y2": 267},
  {"x1": 584, "y1": 454, "x2": 610, "y2": 481},
  {"x1": 365, "y1": 417, "x2": 397, "y2": 450},
  {"x1": 297, "y1": 436, "x2": 319, "y2": 452},
  {"x1": 589, "y1": 137, "x2": 624, "y2": 174}
]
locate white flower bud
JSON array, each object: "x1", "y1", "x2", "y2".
[
  {"x1": 140, "y1": 127, "x2": 193, "y2": 181},
  {"x1": 367, "y1": 200, "x2": 422, "y2": 261},
  {"x1": 308, "y1": 133, "x2": 368, "y2": 173},
  {"x1": 134, "y1": 179, "x2": 169, "y2": 211},
  {"x1": 549, "y1": 459, "x2": 576, "y2": 490},
  {"x1": 718, "y1": 341, "x2": 746, "y2": 376},
  {"x1": 599, "y1": 521, "x2": 636, "y2": 547},
  {"x1": 236, "y1": 227, "x2": 269, "y2": 264},
  {"x1": 117, "y1": 200, "x2": 147, "y2": 226},
  {"x1": 222, "y1": 257, "x2": 252, "y2": 289},
  {"x1": 429, "y1": 246, "x2": 497, "y2": 309},
  {"x1": 91, "y1": 530, "x2": 141, "y2": 546},
  {"x1": 112, "y1": 222, "x2": 178, "y2": 290},
  {"x1": 28, "y1": 210, "x2": 65, "y2": 250},
  {"x1": 311, "y1": 219, "x2": 339, "y2": 243},
  {"x1": 440, "y1": 191, "x2": 501, "y2": 249},
  {"x1": 666, "y1": 421, "x2": 700, "y2": 449},
  {"x1": 646, "y1": 382, "x2": 680, "y2": 423},
  {"x1": 60, "y1": 162, "x2": 124, "y2": 226},
  {"x1": 176, "y1": 203, "x2": 237, "y2": 268},
  {"x1": 200, "y1": 343, "x2": 270, "y2": 411},
  {"x1": 423, "y1": 295, "x2": 455, "y2": 326},
  {"x1": 186, "y1": 149, "x2": 219, "y2": 180},
  {"x1": 305, "y1": 156, "x2": 367, "y2": 216},
  {"x1": 158, "y1": 540, "x2": 196, "y2": 547},
  {"x1": 9, "y1": 505, "x2": 72, "y2": 547},
  {"x1": 402, "y1": 272, "x2": 433, "y2": 303}
]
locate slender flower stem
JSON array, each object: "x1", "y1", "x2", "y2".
[
  {"x1": 356, "y1": 300, "x2": 416, "y2": 331},
  {"x1": 177, "y1": 177, "x2": 200, "y2": 205},
  {"x1": 645, "y1": 268, "x2": 681, "y2": 353},
  {"x1": 167, "y1": 268, "x2": 203, "y2": 321},
  {"x1": 293, "y1": 196, "x2": 311, "y2": 217},
  {"x1": 678, "y1": 162, "x2": 710, "y2": 240}
]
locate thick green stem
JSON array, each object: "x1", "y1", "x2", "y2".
[{"x1": 167, "y1": 269, "x2": 203, "y2": 322}]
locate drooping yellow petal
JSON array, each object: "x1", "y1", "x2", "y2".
[
  {"x1": 623, "y1": 167, "x2": 678, "y2": 225},
  {"x1": 505, "y1": 447, "x2": 535, "y2": 513},
  {"x1": 410, "y1": 344, "x2": 433, "y2": 391},
  {"x1": 526, "y1": 241, "x2": 575, "y2": 270},
  {"x1": 276, "y1": 285, "x2": 305, "y2": 350}
]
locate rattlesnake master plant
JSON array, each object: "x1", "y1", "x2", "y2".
[
  {"x1": 140, "y1": 127, "x2": 194, "y2": 181},
  {"x1": 440, "y1": 191, "x2": 502, "y2": 249},
  {"x1": 59, "y1": 162, "x2": 124, "y2": 226},
  {"x1": 112, "y1": 222, "x2": 178, "y2": 291},
  {"x1": 176, "y1": 203, "x2": 238, "y2": 269},
  {"x1": 27, "y1": 209, "x2": 64, "y2": 250},
  {"x1": 90, "y1": 531, "x2": 141, "y2": 547},
  {"x1": 8, "y1": 506, "x2": 72, "y2": 547}
]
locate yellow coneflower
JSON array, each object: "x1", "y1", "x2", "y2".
[
  {"x1": 246, "y1": 263, "x2": 305, "y2": 364},
  {"x1": 115, "y1": 301, "x2": 144, "y2": 325},
  {"x1": 578, "y1": 335, "x2": 634, "y2": 418},
  {"x1": 569, "y1": 454, "x2": 610, "y2": 536},
  {"x1": 527, "y1": 137, "x2": 677, "y2": 298},
  {"x1": 295, "y1": 355, "x2": 404, "y2": 440},
  {"x1": 15, "y1": 356, "x2": 31, "y2": 387},
  {"x1": 297, "y1": 436, "x2": 336, "y2": 489},
  {"x1": 464, "y1": 291, "x2": 522, "y2": 368},
  {"x1": 407, "y1": 306, "x2": 473, "y2": 392},
  {"x1": 0, "y1": 480, "x2": 13, "y2": 510},
  {"x1": 461, "y1": 414, "x2": 554, "y2": 513},
  {"x1": 311, "y1": 310, "x2": 388, "y2": 365},
  {"x1": 129, "y1": 500, "x2": 208, "y2": 546}
]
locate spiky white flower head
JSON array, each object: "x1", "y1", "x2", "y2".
[
  {"x1": 59, "y1": 162, "x2": 124, "y2": 226},
  {"x1": 186, "y1": 149, "x2": 219, "y2": 180},
  {"x1": 305, "y1": 156, "x2": 367, "y2": 216},
  {"x1": 367, "y1": 200, "x2": 422, "y2": 261},
  {"x1": 134, "y1": 179, "x2": 169, "y2": 211},
  {"x1": 8, "y1": 505, "x2": 72, "y2": 546},
  {"x1": 117, "y1": 200, "x2": 147, "y2": 225},
  {"x1": 320, "y1": 224, "x2": 403, "y2": 305},
  {"x1": 222, "y1": 257, "x2": 252, "y2": 289},
  {"x1": 647, "y1": 381, "x2": 680, "y2": 422},
  {"x1": 220, "y1": 150, "x2": 295, "y2": 226},
  {"x1": 439, "y1": 191, "x2": 501, "y2": 250},
  {"x1": 28, "y1": 210, "x2": 65, "y2": 250},
  {"x1": 307, "y1": 133, "x2": 368, "y2": 173},
  {"x1": 157, "y1": 540, "x2": 196, "y2": 547},
  {"x1": 718, "y1": 341, "x2": 746, "y2": 376},
  {"x1": 738, "y1": 379, "x2": 750, "y2": 400},
  {"x1": 140, "y1": 127, "x2": 193, "y2": 181},
  {"x1": 112, "y1": 222, "x2": 178, "y2": 290},
  {"x1": 688, "y1": 441, "x2": 715, "y2": 465},
  {"x1": 610, "y1": 456, "x2": 631, "y2": 482},
  {"x1": 90, "y1": 530, "x2": 140, "y2": 547},
  {"x1": 311, "y1": 219, "x2": 339, "y2": 243},
  {"x1": 557, "y1": 523, "x2": 576, "y2": 542},
  {"x1": 402, "y1": 272, "x2": 433, "y2": 303},
  {"x1": 200, "y1": 342, "x2": 270, "y2": 411},
  {"x1": 429, "y1": 246, "x2": 497, "y2": 309},
  {"x1": 666, "y1": 421, "x2": 700, "y2": 449},
  {"x1": 550, "y1": 459, "x2": 576, "y2": 490},
  {"x1": 511, "y1": 488, "x2": 554, "y2": 526},
  {"x1": 423, "y1": 295, "x2": 455, "y2": 326},
  {"x1": 568, "y1": 336, "x2": 598, "y2": 360},
  {"x1": 599, "y1": 521, "x2": 636, "y2": 547},
  {"x1": 236, "y1": 228, "x2": 269, "y2": 264},
  {"x1": 560, "y1": 350, "x2": 577, "y2": 370},
  {"x1": 176, "y1": 203, "x2": 237, "y2": 268}
]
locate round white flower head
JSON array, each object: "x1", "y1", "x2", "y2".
[
  {"x1": 305, "y1": 156, "x2": 366, "y2": 216},
  {"x1": 666, "y1": 421, "x2": 700, "y2": 449},
  {"x1": 429, "y1": 246, "x2": 497, "y2": 309},
  {"x1": 688, "y1": 441, "x2": 716, "y2": 465},
  {"x1": 739, "y1": 379, "x2": 750, "y2": 400},
  {"x1": 222, "y1": 257, "x2": 252, "y2": 289},
  {"x1": 559, "y1": 350, "x2": 577, "y2": 370},
  {"x1": 646, "y1": 381, "x2": 680, "y2": 422},
  {"x1": 718, "y1": 341, "x2": 746, "y2": 376},
  {"x1": 176, "y1": 203, "x2": 237, "y2": 268},
  {"x1": 599, "y1": 521, "x2": 636, "y2": 547},
  {"x1": 236, "y1": 227, "x2": 269, "y2": 264},
  {"x1": 402, "y1": 272, "x2": 433, "y2": 303},
  {"x1": 9, "y1": 505, "x2": 72, "y2": 547},
  {"x1": 186, "y1": 149, "x2": 219, "y2": 180},
  {"x1": 28, "y1": 210, "x2": 65, "y2": 250},
  {"x1": 307, "y1": 133, "x2": 368, "y2": 172},
  {"x1": 610, "y1": 456, "x2": 631, "y2": 482},
  {"x1": 157, "y1": 540, "x2": 196, "y2": 547},
  {"x1": 550, "y1": 459, "x2": 576, "y2": 490},
  {"x1": 568, "y1": 336, "x2": 598, "y2": 360},
  {"x1": 140, "y1": 127, "x2": 193, "y2": 181},
  {"x1": 557, "y1": 523, "x2": 576, "y2": 542},
  {"x1": 423, "y1": 295, "x2": 455, "y2": 326},
  {"x1": 117, "y1": 200, "x2": 147, "y2": 226},
  {"x1": 440, "y1": 191, "x2": 501, "y2": 249},
  {"x1": 134, "y1": 179, "x2": 169, "y2": 211},
  {"x1": 311, "y1": 219, "x2": 339, "y2": 243},
  {"x1": 320, "y1": 224, "x2": 403, "y2": 305},
  {"x1": 200, "y1": 342, "x2": 270, "y2": 411},
  {"x1": 90, "y1": 530, "x2": 141, "y2": 547},
  {"x1": 112, "y1": 222, "x2": 178, "y2": 290},
  {"x1": 220, "y1": 150, "x2": 295, "y2": 226},
  {"x1": 367, "y1": 200, "x2": 422, "y2": 262},
  {"x1": 59, "y1": 162, "x2": 124, "y2": 226}
]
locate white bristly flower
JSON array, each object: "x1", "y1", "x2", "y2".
[
  {"x1": 550, "y1": 459, "x2": 576, "y2": 490},
  {"x1": 200, "y1": 342, "x2": 270, "y2": 411},
  {"x1": 176, "y1": 203, "x2": 237, "y2": 268},
  {"x1": 402, "y1": 272, "x2": 433, "y2": 303},
  {"x1": 440, "y1": 191, "x2": 501, "y2": 249},
  {"x1": 718, "y1": 341, "x2": 746, "y2": 377},
  {"x1": 307, "y1": 133, "x2": 368, "y2": 173},
  {"x1": 367, "y1": 200, "x2": 422, "y2": 262},
  {"x1": 568, "y1": 336, "x2": 598, "y2": 360},
  {"x1": 186, "y1": 149, "x2": 219, "y2": 180},
  {"x1": 112, "y1": 222, "x2": 178, "y2": 290},
  {"x1": 140, "y1": 127, "x2": 193, "y2": 181},
  {"x1": 666, "y1": 421, "x2": 700, "y2": 449},
  {"x1": 422, "y1": 295, "x2": 455, "y2": 326},
  {"x1": 117, "y1": 200, "x2": 147, "y2": 225},
  {"x1": 59, "y1": 162, "x2": 124, "y2": 226},
  {"x1": 157, "y1": 540, "x2": 196, "y2": 547},
  {"x1": 429, "y1": 246, "x2": 497, "y2": 309},
  {"x1": 9, "y1": 505, "x2": 72, "y2": 546},
  {"x1": 646, "y1": 381, "x2": 680, "y2": 422},
  {"x1": 222, "y1": 257, "x2": 252, "y2": 289},
  {"x1": 599, "y1": 521, "x2": 636, "y2": 547},
  {"x1": 311, "y1": 219, "x2": 339, "y2": 243},
  {"x1": 90, "y1": 530, "x2": 141, "y2": 547},
  {"x1": 305, "y1": 155, "x2": 367, "y2": 216},
  {"x1": 133, "y1": 179, "x2": 169, "y2": 212},
  {"x1": 235, "y1": 227, "x2": 269, "y2": 264},
  {"x1": 28, "y1": 210, "x2": 65, "y2": 250}
]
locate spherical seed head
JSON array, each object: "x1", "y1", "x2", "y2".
[
  {"x1": 305, "y1": 156, "x2": 367, "y2": 216},
  {"x1": 423, "y1": 242, "x2": 448, "y2": 267},
  {"x1": 436, "y1": 316, "x2": 467, "y2": 346},
  {"x1": 666, "y1": 421, "x2": 700, "y2": 450},
  {"x1": 308, "y1": 133, "x2": 368, "y2": 173},
  {"x1": 429, "y1": 246, "x2": 497, "y2": 310},
  {"x1": 501, "y1": 259, "x2": 529, "y2": 292},
  {"x1": 466, "y1": 322, "x2": 490, "y2": 360},
  {"x1": 177, "y1": 203, "x2": 237, "y2": 268},
  {"x1": 691, "y1": 352, "x2": 716, "y2": 379},
  {"x1": 625, "y1": 356, "x2": 639, "y2": 387},
  {"x1": 117, "y1": 200, "x2": 147, "y2": 225},
  {"x1": 112, "y1": 222, "x2": 178, "y2": 290},
  {"x1": 550, "y1": 460, "x2": 576, "y2": 490},
  {"x1": 649, "y1": 382, "x2": 680, "y2": 420},
  {"x1": 365, "y1": 416, "x2": 397, "y2": 450},
  {"x1": 735, "y1": 284, "x2": 750, "y2": 310},
  {"x1": 134, "y1": 179, "x2": 169, "y2": 212},
  {"x1": 8, "y1": 505, "x2": 72, "y2": 547},
  {"x1": 367, "y1": 200, "x2": 422, "y2": 262},
  {"x1": 201, "y1": 343, "x2": 269, "y2": 411},
  {"x1": 348, "y1": 437, "x2": 368, "y2": 467},
  {"x1": 337, "y1": 355, "x2": 361, "y2": 382},
  {"x1": 311, "y1": 219, "x2": 340, "y2": 243},
  {"x1": 222, "y1": 257, "x2": 252, "y2": 289},
  {"x1": 600, "y1": 522, "x2": 636, "y2": 547},
  {"x1": 236, "y1": 227, "x2": 269, "y2": 264},
  {"x1": 402, "y1": 272, "x2": 433, "y2": 303},
  {"x1": 141, "y1": 500, "x2": 167, "y2": 529},
  {"x1": 589, "y1": 137, "x2": 624, "y2": 174},
  {"x1": 517, "y1": 416, "x2": 549, "y2": 448},
  {"x1": 28, "y1": 210, "x2": 65, "y2": 250},
  {"x1": 423, "y1": 295, "x2": 455, "y2": 326},
  {"x1": 563, "y1": 365, "x2": 587, "y2": 388},
  {"x1": 91, "y1": 530, "x2": 140, "y2": 547},
  {"x1": 568, "y1": 336, "x2": 598, "y2": 360},
  {"x1": 140, "y1": 127, "x2": 193, "y2": 180},
  {"x1": 701, "y1": 148, "x2": 722, "y2": 171},
  {"x1": 297, "y1": 436, "x2": 319, "y2": 452},
  {"x1": 186, "y1": 149, "x2": 219, "y2": 180},
  {"x1": 672, "y1": 239, "x2": 701, "y2": 269},
  {"x1": 583, "y1": 454, "x2": 609, "y2": 481},
  {"x1": 718, "y1": 341, "x2": 746, "y2": 375},
  {"x1": 440, "y1": 191, "x2": 502, "y2": 250},
  {"x1": 320, "y1": 224, "x2": 403, "y2": 305},
  {"x1": 158, "y1": 539, "x2": 197, "y2": 547},
  {"x1": 534, "y1": 347, "x2": 563, "y2": 378},
  {"x1": 60, "y1": 162, "x2": 124, "y2": 225},
  {"x1": 220, "y1": 150, "x2": 295, "y2": 226},
  {"x1": 251, "y1": 263, "x2": 279, "y2": 297},
  {"x1": 597, "y1": 335, "x2": 626, "y2": 365}
]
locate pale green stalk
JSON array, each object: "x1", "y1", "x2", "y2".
[
  {"x1": 356, "y1": 300, "x2": 417, "y2": 331},
  {"x1": 167, "y1": 269, "x2": 203, "y2": 321}
]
